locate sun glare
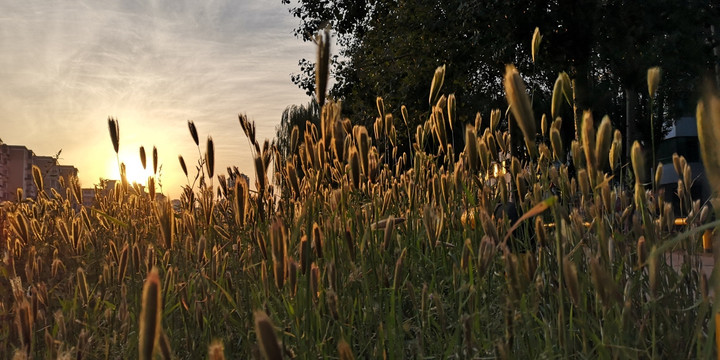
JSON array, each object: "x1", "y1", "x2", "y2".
[{"x1": 105, "y1": 156, "x2": 152, "y2": 186}]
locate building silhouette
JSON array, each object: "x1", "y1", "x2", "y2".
[{"x1": 0, "y1": 141, "x2": 78, "y2": 202}]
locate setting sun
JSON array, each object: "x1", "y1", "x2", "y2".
[{"x1": 105, "y1": 155, "x2": 152, "y2": 186}]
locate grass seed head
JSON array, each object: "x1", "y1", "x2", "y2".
[
  {"x1": 465, "y1": 125, "x2": 479, "y2": 172},
  {"x1": 209, "y1": 340, "x2": 226, "y2": 360},
  {"x1": 504, "y1": 65, "x2": 537, "y2": 157},
  {"x1": 108, "y1": 117, "x2": 120, "y2": 153},
  {"x1": 697, "y1": 95, "x2": 720, "y2": 196},
  {"x1": 531, "y1": 27, "x2": 542, "y2": 63},
  {"x1": 139, "y1": 267, "x2": 162, "y2": 360},
  {"x1": 550, "y1": 72, "x2": 571, "y2": 119},
  {"x1": 32, "y1": 165, "x2": 43, "y2": 196},
  {"x1": 349, "y1": 147, "x2": 360, "y2": 189},
  {"x1": 338, "y1": 339, "x2": 355, "y2": 360},
  {"x1": 654, "y1": 162, "x2": 663, "y2": 189},
  {"x1": 631, "y1": 141, "x2": 645, "y2": 185},
  {"x1": 595, "y1": 115, "x2": 612, "y2": 171},
  {"x1": 581, "y1": 111, "x2": 596, "y2": 171},
  {"x1": 550, "y1": 127, "x2": 564, "y2": 161},
  {"x1": 310, "y1": 262, "x2": 320, "y2": 299},
  {"x1": 448, "y1": 93, "x2": 457, "y2": 128},
  {"x1": 206, "y1": 136, "x2": 215, "y2": 179},
  {"x1": 637, "y1": 236, "x2": 647, "y2": 266},
  {"x1": 152, "y1": 146, "x2": 158, "y2": 175},
  {"x1": 490, "y1": 109, "x2": 501, "y2": 132},
  {"x1": 647, "y1": 67, "x2": 661, "y2": 98},
  {"x1": 188, "y1": 120, "x2": 199, "y2": 146},
  {"x1": 429, "y1": 65, "x2": 446, "y2": 106},
  {"x1": 562, "y1": 257, "x2": 580, "y2": 306},
  {"x1": 140, "y1": 146, "x2": 147, "y2": 169},
  {"x1": 178, "y1": 155, "x2": 188, "y2": 177},
  {"x1": 254, "y1": 310, "x2": 283, "y2": 360},
  {"x1": 315, "y1": 29, "x2": 331, "y2": 107}
]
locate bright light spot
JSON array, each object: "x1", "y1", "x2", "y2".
[{"x1": 106, "y1": 156, "x2": 152, "y2": 186}]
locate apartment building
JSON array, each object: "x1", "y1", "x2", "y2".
[{"x1": 0, "y1": 142, "x2": 78, "y2": 202}]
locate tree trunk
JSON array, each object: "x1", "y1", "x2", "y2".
[{"x1": 625, "y1": 87, "x2": 638, "y2": 160}]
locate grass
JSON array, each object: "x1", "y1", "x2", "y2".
[{"x1": 1, "y1": 44, "x2": 719, "y2": 359}]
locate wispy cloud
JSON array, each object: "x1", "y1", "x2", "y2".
[{"x1": 0, "y1": 0, "x2": 313, "y2": 196}]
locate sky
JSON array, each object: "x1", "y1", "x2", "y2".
[{"x1": 0, "y1": 0, "x2": 315, "y2": 198}]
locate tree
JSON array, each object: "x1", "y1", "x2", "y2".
[
  {"x1": 275, "y1": 100, "x2": 320, "y2": 158},
  {"x1": 284, "y1": 0, "x2": 719, "y2": 160}
]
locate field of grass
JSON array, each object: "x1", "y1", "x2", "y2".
[{"x1": 2, "y1": 48, "x2": 720, "y2": 359}]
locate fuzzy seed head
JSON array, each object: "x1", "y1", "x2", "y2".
[
  {"x1": 109, "y1": 117, "x2": 120, "y2": 153},
  {"x1": 531, "y1": 27, "x2": 542, "y2": 63},
  {"x1": 152, "y1": 146, "x2": 158, "y2": 175},
  {"x1": 254, "y1": 310, "x2": 283, "y2": 360},
  {"x1": 429, "y1": 65, "x2": 446, "y2": 106},
  {"x1": 139, "y1": 267, "x2": 162, "y2": 360},
  {"x1": 188, "y1": 120, "x2": 199, "y2": 146},
  {"x1": 697, "y1": 95, "x2": 720, "y2": 196},
  {"x1": 206, "y1": 136, "x2": 215, "y2": 179},
  {"x1": 647, "y1": 67, "x2": 661, "y2": 98},
  {"x1": 140, "y1": 146, "x2": 147, "y2": 169},
  {"x1": 338, "y1": 339, "x2": 355, "y2": 360},
  {"x1": 315, "y1": 29, "x2": 331, "y2": 107},
  {"x1": 595, "y1": 115, "x2": 612, "y2": 171},
  {"x1": 631, "y1": 141, "x2": 646, "y2": 185},
  {"x1": 504, "y1": 65, "x2": 537, "y2": 155}
]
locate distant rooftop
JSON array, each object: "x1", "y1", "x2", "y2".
[{"x1": 665, "y1": 116, "x2": 697, "y2": 138}]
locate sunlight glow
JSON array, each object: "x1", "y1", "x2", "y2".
[{"x1": 106, "y1": 156, "x2": 152, "y2": 186}]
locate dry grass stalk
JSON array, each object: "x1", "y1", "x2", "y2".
[
  {"x1": 77, "y1": 267, "x2": 89, "y2": 304},
  {"x1": 159, "y1": 329, "x2": 172, "y2": 360},
  {"x1": 312, "y1": 222, "x2": 323, "y2": 259},
  {"x1": 139, "y1": 267, "x2": 162, "y2": 360}
]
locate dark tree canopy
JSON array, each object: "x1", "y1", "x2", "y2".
[{"x1": 283, "y1": 0, "x2": 719, "y2": 156}]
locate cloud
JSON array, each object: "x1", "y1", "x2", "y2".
[{"x1": 0, "y1": 0, "x2": 313, "y2": 196}]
